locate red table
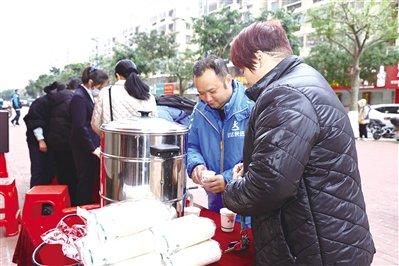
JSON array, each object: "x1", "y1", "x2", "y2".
[{"x1": 13, "y1": 208, "x2": 254, "y2": 265}]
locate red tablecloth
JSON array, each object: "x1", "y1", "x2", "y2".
[{"x1": 13, "y1": 208, "x2": 254, "y2": 265}]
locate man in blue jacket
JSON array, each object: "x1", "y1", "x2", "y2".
[
  {"x1": 187, "y1": 55, "x2": 254, "y2": 211},
  {"x1": 11, "y1": 89, "x2": 22, "y2": 125}
]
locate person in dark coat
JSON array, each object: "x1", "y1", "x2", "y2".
[
  {"x1": 70, "y1": 66, "x2": 108, "y2": 206},
  {"x1": 24, "y1": 88, "x2": 53, "y2": 187},
  {"x1": 223, "y1": 20, "x2": 375, "y2": 265},
  {"x1": 46, "y1": 81, "x2": 78, "y2": 206}
]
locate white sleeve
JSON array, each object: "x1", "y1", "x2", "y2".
[{"x1": 33, "y1": 127, "x2": 44, "y2": 141}]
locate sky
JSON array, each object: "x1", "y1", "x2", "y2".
[{"x1": 0, "y1": 0, "x2": 172, "y2": 90}]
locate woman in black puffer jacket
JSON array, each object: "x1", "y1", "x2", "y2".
[
  {"x1": 223, "y1": 21, "x2": 375, "y2": 265},
  {"x1": 47, "y1": 81, "x2": 78, "y2": 206}
]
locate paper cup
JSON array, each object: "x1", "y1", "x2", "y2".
[
  {"x1": 201, "y1": 170, "x2": 216, "y2": 182},
  {"x1": 184, "y1": 206, "x2": 201, "y2": 217},
  {"x1": 220, "y1": 208, "x2": 236, "y2": 232}
]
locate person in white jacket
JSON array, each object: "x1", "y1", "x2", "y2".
[{"x1": 91, "y1": 59, "x2": 157, "y2": 135}]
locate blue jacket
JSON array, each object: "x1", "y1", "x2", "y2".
[
  {"x1": 12, "y1": 93, "x2": 22, "y2": 109},
  {"x1": 187, "y1": 80, "x2": 254, "y2": 211}
]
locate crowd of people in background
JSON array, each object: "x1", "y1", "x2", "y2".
[{"x1": 16, "y1": 19, "x2": 376, "y2": 265}]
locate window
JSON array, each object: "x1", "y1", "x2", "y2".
[
  {"x1": 169, "y1": 23, "x2": 174, "y2": 31},
  {"x1": 385, "y1": 107, "x2": 399, "y2": 114},
  {"x1": 186, "y1": 23, "x2": 191, "y2": 30},
  {"x1": 271, "y1": 1, "x2": 278, "y2": 11},
  {"x1": 169, "y1": 9, "x2": 175, "y2": 17},
  {"x1": 286, "y1": 2, "x2": 301, "y2": 11},
  {"x1": 186, "y1": 35, "x2": 191, "y2": 43},
  {"x1": 209, "y1": 2, "x2": 217, "y2": 12},
  {"x1": 283, "y1": 0, "x2": 301, "y2": 4}
]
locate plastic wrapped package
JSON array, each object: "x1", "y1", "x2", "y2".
[
  {"x1": 165, "y1": 240, "x2": 221, "y2": 266},
  {"x1": 111, "y1": 253, "x2": 164, "y2": 266},
  {"x1": 112, "y1": 240, "x2": 221, "y2": 266},
  {"x1": 152, "y1": 215, "x2": 216, "y2": 255},
  {"x1": 76, "y1": 230, "x2": 155, "y2": 265},
  {"x1": 77, "y1": 199, "x2": 175, "y2": 242}
]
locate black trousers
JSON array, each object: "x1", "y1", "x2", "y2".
[
  {"x1": 11, "y1": 109, "x2": 20, "y2": 125},
  {"x1": 359, "y1": 123, "x2": 368, "y2": 138},
  {"x1": 72, "y1": 148, "x2": 100, "y2": 206},
  {"x1": 54, "y1": 150, "x2": 78, "y2": 206},
  {"x1": 28, "y1": 143, "x2": 53, "y2": 188}
]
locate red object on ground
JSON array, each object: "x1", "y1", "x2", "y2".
[
  {"x1": 22, "y1": 185, "x2": 71, "y2": 227},
  {"x1": 0, "y1": 153, "x2": 8, "y2": 178},
  {"x1": 13, "y1": 205, "x2": 254, "y2": 265},
  {"x1": 0, "y1": 178, "x2": 19, "y2": 236}
]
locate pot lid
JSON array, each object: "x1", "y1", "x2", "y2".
[{"x1": 100, "y1": 115, "x2": 189, "y2": 134}]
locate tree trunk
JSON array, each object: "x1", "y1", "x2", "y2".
[
  {"x1": 350, "y1": 56, "x2": 361, "y2": 111},
  {"x1": 179, "y1": 78, "x2": 184, "y2": 96}
]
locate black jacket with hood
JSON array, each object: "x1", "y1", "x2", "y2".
[
  {"x1": 223, "y1": 56, "x2": 375, "y2": 265},
  {"x1": 47, "y1": 88, "x2": 73, "y2": 151}
]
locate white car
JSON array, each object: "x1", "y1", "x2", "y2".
[{"x1": 368, "y1": 103, "x2": 399, "y2": 127}]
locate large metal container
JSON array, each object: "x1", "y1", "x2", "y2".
[{"x1": 100, "y1": 114, "x2": 189, "y2": 216}]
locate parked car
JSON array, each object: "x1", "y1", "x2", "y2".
[
  {"x1": 368, "y1": 103, "x2": 399, "y2": 127},
  {"x1": 20, "y1": 99, "x2": 28, "y2": 106}
]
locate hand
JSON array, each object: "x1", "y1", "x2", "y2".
[
  {"x1": 38, "y1": 140, "x2": 47, "y2": 153},
  {"x1": 92, "y1": 147, "x2": 101, "y2": 158},
  {"x1": 191, "y1": 165, "x2": 207, "y2": 185},
  {"x1": 202, "y1": 174, "x2": 225, "y2": 193},
  {"x1": 233, "y1": 163, "x2": 244, "y2": 180}
]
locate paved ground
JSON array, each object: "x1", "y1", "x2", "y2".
[{"x1": 0, "y1": 107, "x2": 398, "y2": 265}]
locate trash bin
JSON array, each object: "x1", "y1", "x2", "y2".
[{"x1": 0, "y1": 110, "x2": 9, "y2": 153}]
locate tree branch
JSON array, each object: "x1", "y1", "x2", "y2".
[{"x1": 328, "y1": 37, "x2": 353, "y2": 57}]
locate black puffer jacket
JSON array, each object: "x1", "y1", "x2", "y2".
[
  {"x1": 223, "y1": 56, "x2": 375, "y2": 265},
  {"x1": 47, "y1": 89, "x2": 73, "y2": 150},
  {"x1": 24, "y1": 95, "x2": 50, "y2": 145}
]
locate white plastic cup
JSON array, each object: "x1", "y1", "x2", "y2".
[
  {"x1": 220, "y1": 208, "x2": 236, "y2": 232},
  {"x1": 201, "y1": 170, "x2": 216, "y2": 182},
  {"x1": 184, "y1": 206, "x2": 201, "y2": 216}
]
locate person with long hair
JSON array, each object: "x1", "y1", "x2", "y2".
[
  {"x1": 70, "y1": 66, "x2": 108, "y2": 205},
  {"x1": 91, "y1": 59, "x2": 157, "y2": 135}
]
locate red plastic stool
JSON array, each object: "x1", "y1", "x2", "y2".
[
  {"x1": 0, "y1": 178, "x2": 19, "y2": 236},
  {"x1": 22, "y1": 185, "x2": 71, "y2": 228},
  {"x1": 0, "y1": 153, "x2": 8, "y2": 178}
]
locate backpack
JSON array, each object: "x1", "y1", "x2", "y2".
[{"x1": 155, "y1": 95, "x2": 196, "y2": 115}]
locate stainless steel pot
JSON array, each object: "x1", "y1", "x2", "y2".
[{"x1": 100, "y1": 112, "x2": 189, "y2": 216}]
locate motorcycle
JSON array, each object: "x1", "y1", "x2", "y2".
[{"x1": 368, "y1": 119, "x2": 398, "y2": 140}]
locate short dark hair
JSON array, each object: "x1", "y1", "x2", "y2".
[
  {"x1": 230, "y1": 20, "x2": 292, "y2": 71},
  {"x1": 67, "y1": 77, "x2": 81, "y2": 91},
  {"x1": 193, "y1": 55, "x2": 229, "y2": 79},
  {"x1": 81, "y1": 66, "x2": 109, "y2": 85}
]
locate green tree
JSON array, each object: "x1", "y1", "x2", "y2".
[
  {"x1": 256, "y1": 9, "x2": 301, "y2": 55},
  {"x1": 107, "y1": 31, "x2": 177, "y2": 76},
  {"x1": 192, "y1": 7, "x2": 252, "y2": 58},
  {"x1": 0, "y1": 89, "x2": 15, "y2": 100},
  {"x1": 164, "y1": 51, "x2": 196, "y2": 95},
  {"x1": 308, "y1": 0, "x2": 398, "y2": 110}
]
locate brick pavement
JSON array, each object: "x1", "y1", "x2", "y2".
[{"x1": 0, "y1": 107, "x2": 398, "y2": 265}]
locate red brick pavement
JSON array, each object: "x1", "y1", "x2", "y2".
[
  {"x1": 0, "y1": 107, "x2": 398, "y2": 265},
  {"x1": 357, "y1": 140, "x2": 398, "y2": 265}
]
